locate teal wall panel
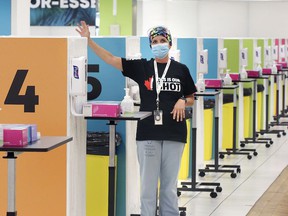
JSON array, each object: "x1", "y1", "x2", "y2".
[
  {"x1": 178, "y1": 38, "x2": 197, "y2": 80},
  {"x1": 0, "y1": 0, "x2": 11, "y2": 35},
  {"x1": 177, "y1": 38, "x2": 197, "y2": 177},
  {"x1": 203, "y1": 38, "x2": 218, "y2": 78},
  {"x1": 140, "y1": 36, "x2": 153, "y2": 60},
  {"x1": 87, "y1": 37, "x2": 126, "y2": 216}
]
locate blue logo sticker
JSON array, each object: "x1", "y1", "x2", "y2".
[
  {"x1": 220, "y1": 53, "x2": 224, "y2": 61},
  {"x1": 73, "y1": 65, "x2": 79, "y2": 79},
  {"x1": 200, "y1": 55, "x2": 204, "y2": 64}
]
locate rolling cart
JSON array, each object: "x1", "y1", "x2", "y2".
[
  {"x1": 279, "y1": 68, "x2": 288, "y2": 114},
  {"x1": 177, "y1": 91, "x2": 222, "y2": 199},
  {"x1": 257, "y1": 74, "x2": 285, "y2": 137},
  {"x1": 198, "y1": 87, "x2": 241, "y2": 179},
  {"x1": 266, "y1": 72, "x2": 287, "y2": 131},
  {"x1": 86, "y1": 112, "x2": 151, "y2": 216},
  {"x1": 240, "y1": 78, "x2": 272, "y2": 148},
  {"x1": 272, "y1": 68, "x2": 288, "y2": 122},
  {"x1": 219, "y1": 83, "x2": 257, "y2": 160}
]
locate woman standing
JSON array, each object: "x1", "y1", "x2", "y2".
[{"x1": 76, "y1": 21, "x2": 197, "y2": 216}]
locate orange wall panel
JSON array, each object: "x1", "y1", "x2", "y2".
[{"x1": 0, "y1": 38, "x2": 68, "y2": 216}]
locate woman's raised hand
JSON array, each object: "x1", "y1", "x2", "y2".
[{"x1": 76, "y1": 21, "x2": 90, "y2": 39}]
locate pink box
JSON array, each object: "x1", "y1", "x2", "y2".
[
  {"x1": 23, "y1": 124, "x2": 38, "y2": 143},
  {"x1": 83, "y1": 101, "x2": 121, "y2": 117},
  {"x1": 279, "y1": 62, "x2": 287, "y2": 68},
  {"x1": 204, "y1": 79, "x2": 223, "y2": 88},
  {"x1": 247, "y1": 70, "x2": 260, "y2": 78},
  {"x1": 276, "y1": 64, "x2": 283, "y2": 71},
  {"x1": 3, "y1": 127, "x2": 28, "y2": 147},
  {"x1": 262, "y1": 68, "x2": 272, "y2": 75},
  {"x1": 229, "y1": 73, "x2": 240, "y2": 81},
  {"x1": 1, "y1": 124, "x2": 38, "y2": 144}
]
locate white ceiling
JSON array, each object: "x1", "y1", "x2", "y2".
[{"x1": 138, "y1": 0, "x2": 288, "y2": 2}]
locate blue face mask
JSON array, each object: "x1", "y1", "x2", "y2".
[{"x1": 151, "y1": 43, "x2": 169, "y2": 59}]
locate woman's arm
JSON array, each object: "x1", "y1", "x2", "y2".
[
  {"x1": 184, "y1": 94, "x2": 195, "y2": 106},
  {"x1": 171, "y1": 93, "x2": 195, "y2": 122},
  {"x1": 76, "y1": 21, "x2": 123, "y2": 71}
]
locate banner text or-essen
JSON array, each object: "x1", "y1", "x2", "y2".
[{"x1": 30, "y1": 0, "x2": 98, "y2": 26}]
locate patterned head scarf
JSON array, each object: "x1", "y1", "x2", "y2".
[{"x1": 148, "y1": 26, "x2": 172, "y2": 46}]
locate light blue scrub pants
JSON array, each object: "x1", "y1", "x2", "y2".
[{"x1": 136, "y1": 140, "x2": 185, "y2": 216}]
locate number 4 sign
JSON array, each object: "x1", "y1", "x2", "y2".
[
  {"x1": 0, "y1": 38, "x2": 68, "y2": 130},
  {"x1": 5, "y1": 69, "x2": 39, "y2": 112}
]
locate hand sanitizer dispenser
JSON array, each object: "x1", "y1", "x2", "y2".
[
  {"x1": 256, "y1": 63, "x2": 263, "y2": 76},
  {"x1": 196, "y1": 73, "x2": 206, "y2": 92},
  {"x1": 120, "y1": 88, "x2": 134, "y2": 115},
  {"x1": 240, "y1": 65, "x2": 248, "y2": 79},
  {"x1": 272, "y1": 61, "x2": 278, "y2": 74},
  {"x1": 70, "y1": 56, "x2": 87, "y2": 96},
  {"x1": 223, "y1": 69, "x2": 232, "y2": 85},
  {"x1": 70, "y1": 56, "x2": 87, "y2": 117}
]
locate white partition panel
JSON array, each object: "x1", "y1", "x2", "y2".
[{"x1": 67, "y1": 37, "x2": 87, "y2": 216}]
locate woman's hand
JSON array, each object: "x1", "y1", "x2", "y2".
[
  {"x1": 76, "y1": 21, "x2": 90, "y2": 39},
  {"x1": 171, "y1": 98, "x2": 186, "y2": 122}
]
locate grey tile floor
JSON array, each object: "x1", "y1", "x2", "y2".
[{"x1": 178, "y1": 124, "x2": 288, "y2": 216}]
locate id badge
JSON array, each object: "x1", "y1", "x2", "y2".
[{"x1": 154, "y1": 110, "x2": 163, "y2": 125}]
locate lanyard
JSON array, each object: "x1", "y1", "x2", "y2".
[{"x1": 154, "y1": 59, "x2": 171, "y2": 110}]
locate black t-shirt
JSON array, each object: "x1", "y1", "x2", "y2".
[{"x1": 122, "y1": 58, "x2": 197, "y2": 143}]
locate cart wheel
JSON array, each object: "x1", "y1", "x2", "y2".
[
  {"x1": 265, "y1": 143, "x2": 270, "y2": 148},
  {"x1": 283, "y1": 132, "x2": 286, "y2": 136},
  {"x1": 199, "y1": 171, "x2": 205, "y2": 177},
  {"x1": 230, "y1": 173, "x2": 237, "y2": 178},
  {"x1": 177, "y1": 191, "x2": 181, "y2": 197},
  {"x1": 260, "y1": 132, "x2": 264, "y2": 135},
  {"x1": 270, "y1": 140, "x2": 273, "y2": 144},
  {"x1": 219, "y1": 154, "x2": 224, "y2": 159},
  {"x1": 253, "y1": 151, "x2": 258, "y2": 156},
  {"x1": 210, "y1": 192, "x2": 217, "y2": 198},
  {"x1": 216, "y1": 186, "x2": 222, "y2": 192},
  {"x1": 182, "y1": 185, "x2": 188, "y2": 188},
  {"x1": 237, "y1": 168, "x2": 241, "y2": 173},
  {"x1": 247, "y1": 155, "x2": 252, "y2": 160},
  {"x1": 256, "y1": 133, "x2": 259, "y2": 137},
  {"x1": 277, "y1": 133, "x2": 281, "y2": 138},
  {"x1": 240, "y1": 143, "x2": 245, "y2": 147},
  {"x1": 180, "y1": 211, "x2": 186, "y2": 216}
]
